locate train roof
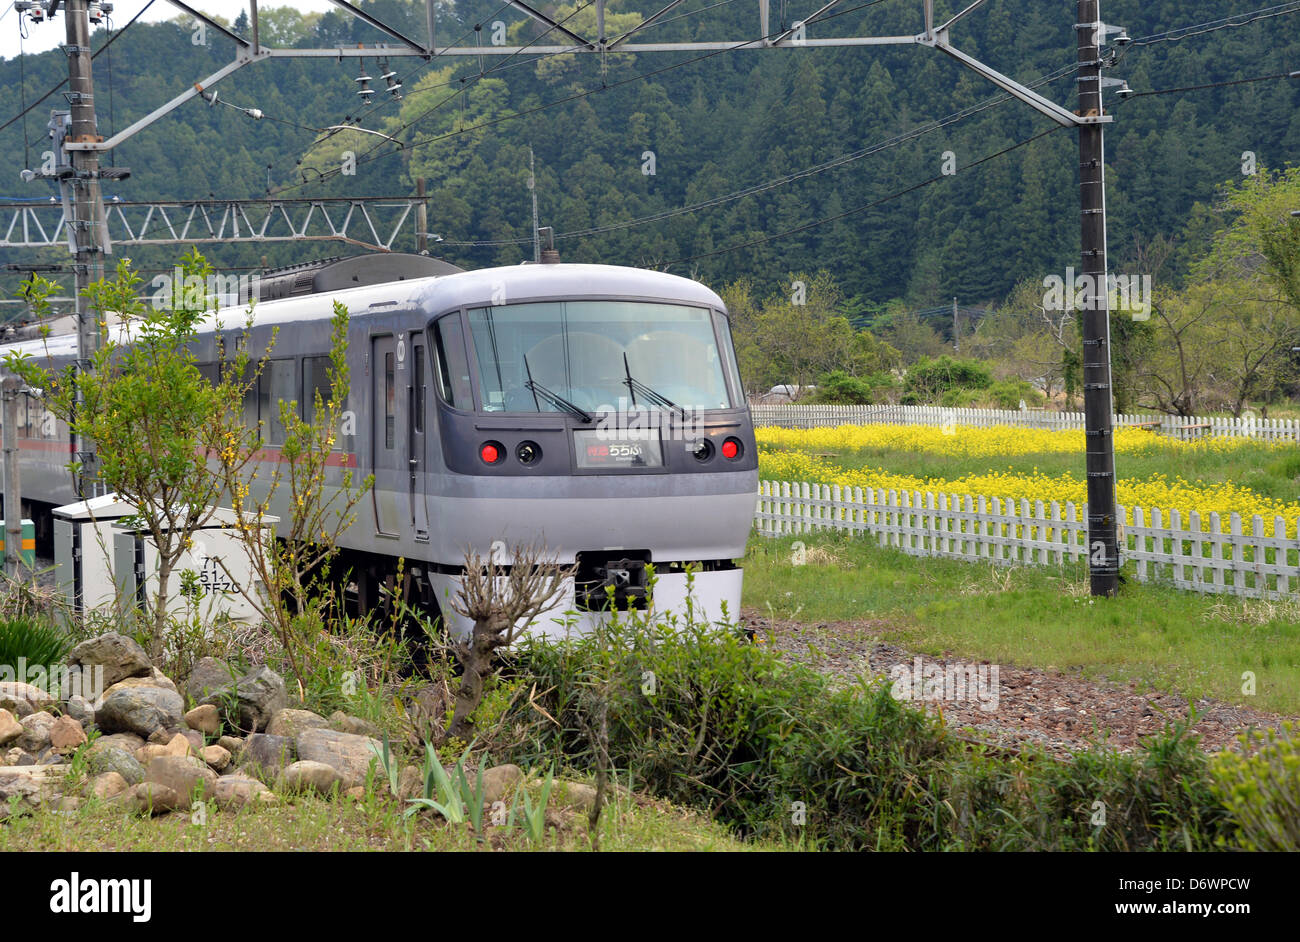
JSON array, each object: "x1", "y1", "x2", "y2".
[{"x1": 0, "y1": 263, "x2": 726, "y2": 362}]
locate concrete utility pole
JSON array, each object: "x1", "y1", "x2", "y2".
[
  {"x1": 63, "y1": 0, "x2": 108, "y2": 500},
  {"x1": 2, "y1": 377, "x2": 23, "y2": 580},
  {"x1": 1076, "y1": 0, "x2": 1120, "y2": 596},
  {"x1": 952, "y1": 297, "x2": 959, "y2": 352}
]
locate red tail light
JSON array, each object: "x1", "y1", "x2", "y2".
[
  {"x1": 721, "y1": 437, "x2": 742, "y2": 460},
  {"x1": 480, "y1": 442, "x2": 503, "y2": 464}
]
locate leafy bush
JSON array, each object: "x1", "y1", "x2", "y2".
[
  {"x1": 811, "y1": 370, "x2": 899, "y2": 405},
  {"x1": 985, "y1": 379, "x2": 1044, "y2": 410},
  {"x1": 0, "y1": 617, "x2": 72, "y2": 676},
  {"x1": 903, "y1": 356, "x2": 993, "y2": 403},
  {"x1": 811, "y1": 371, "x2": 876, "y2": 404},
  {"x1": 1210, "y1": 722, "x2": 1300, "y2": 851},
  {"x1": 497, "y1": 600, "x2": 1232, "y2": 850}
]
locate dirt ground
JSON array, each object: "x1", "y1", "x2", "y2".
[{"x1": 744, "y1": 609, "x2": 1291, "y2": 757}]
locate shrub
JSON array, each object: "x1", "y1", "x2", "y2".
[
  {"x1": 496, "y1": 598, "x2": 1232, "y2": 850},
  {"x1": 811, "y1": 371, "x2": 876, "y2": 405},
  {"x1": 903, "y1": 356, "x2": 993, "y2": 403},
  {"x1": 0, "y1": 617, "x2": 71, "y2": 677},
  {"x1": 985, "y1": 379, "x2": 1044, "y2": 410},
  {"x1": 1209, "y1": 721, "x2": 1300, "y2": 851}
]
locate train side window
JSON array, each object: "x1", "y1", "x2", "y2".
[
  {"x1": 414, "y1": 344, "x2": 427, "y2": 433},
  {"x1": 432, "y1": 315, "x2": 472, "y2": 407},
  {"x1": 384, "y1": 351, "x2": 395, "y2": 449},
  {"x1": 302, "y1": 356, "x2": 333, "y2": 427},
  {"x1": 259, "y1": 359, "x2": 298, "y2": 446},
  {"x1": 197, "y1": 363, "x2": 219, "y2": 387}
]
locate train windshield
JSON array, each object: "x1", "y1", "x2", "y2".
[{"x1": 466, "y1": 300, "x2": 735, "y2": 413}]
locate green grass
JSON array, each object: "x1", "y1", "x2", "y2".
[
  {"x1": 742, "y1": 533, "x2": 1300, "y2": 716},
  {"x1": 765, "y1": 438, "x2": 1300, "y2": 503},
  {"x1": 0, "y1": 783, "x2": 782, "y2": 852}
]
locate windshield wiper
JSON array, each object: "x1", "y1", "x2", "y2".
[
  {"x1": 523, "y1": 355, "x2": 592, "y2": 423},
  {"x1": 623, "y1": 353, "x2": 688, "y2": 421}
]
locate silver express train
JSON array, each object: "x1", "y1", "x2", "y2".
[{"x1": 2, "y1": 254, "x2": 758, "y2": 637}]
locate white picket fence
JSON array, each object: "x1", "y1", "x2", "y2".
[
  {"x1": 749, "y1": 404, "x2": 1300, "y2": 442},
  {"x1": 755, "y1": 480, "x2": 1300, "y2": 599}
]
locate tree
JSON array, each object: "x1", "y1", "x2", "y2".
[
  {"x1": 214, "y1": 301, "x2": 373, "y2": 689},
  {"x1": 3, "y1": 252, "x2": 249, "y2": 657},
  {"x1": 445, "y1": 544, "x2": 572, "y2": 740}
]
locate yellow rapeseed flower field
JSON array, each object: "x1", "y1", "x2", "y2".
[{"x1": 757, "y1": 424, "x2": 1300, "y2": 537}]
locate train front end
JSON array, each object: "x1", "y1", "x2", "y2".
[{"x1": 420, "y1": 264, "x2": 756, "y2": 639}]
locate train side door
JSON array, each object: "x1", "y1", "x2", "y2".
[
  {"x1": 409, "y1": 333, "x2": 430, "y2": 541},
  {"x1": 371, "y1": 334, "x2": 402, "y2": 536}
]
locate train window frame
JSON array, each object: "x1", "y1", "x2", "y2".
[
  {"x1": 259, "y1": 357, "x2": 299, "y2": 447},
  {"x1": 463, "y1": 298, "x2": 734, "y2": 415},
  {"x1": 384, "y1": 350, "x2": 396, "y2": 450},
  {"x1": 302, "y1": 355, "x2": 335, "y2": 433},
  {"x1": 430, "y1": 312, "x2": 473, "y2": 410}
]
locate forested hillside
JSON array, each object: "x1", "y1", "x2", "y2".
[{"x1": 1, "y1": 0, "x2": 1298, "y2": 311}]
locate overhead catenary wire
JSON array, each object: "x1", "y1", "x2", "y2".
[
  {"x1": 273, "y1": 0, "x2": 906, "y2": 196},
  {"x1": 0, "y1": 0, "x2": 158, "y2": 136}
]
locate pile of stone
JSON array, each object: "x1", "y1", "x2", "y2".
[
  {"x1": 0, "y1": 631, "x2": 601, "y2": 824},
  {"x1": 0, "y1": 632, "x2": 396, "y2": 817}
]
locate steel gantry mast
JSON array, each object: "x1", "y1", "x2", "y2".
[{"x1": 14, "y1": 0, "x2": 1125, "y2": 593}]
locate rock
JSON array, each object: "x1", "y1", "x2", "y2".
[
  {"x1": 186, "y1": 656, "x2": 235, "y2": 703},
  {"x1": 0, "y1": 681, "x2": 54, "y2": 715},
  {"x1": 240, "y1": 733, "x2": 294, "y2": 782},
  {"x1": 0, "y1": 764, "x2": 68, "y2": 811},
  {"x1": 211, "y1": 776, "x2": 273, "y2": 810},
  {"x1": 277, "y1": 760, "x2": 344, "y2": 796},
  {"x1": 201, "y1": 666, "x2": 287, "y2": 733},
  {"x1": 549, "y1": 780, "x2": 600, "y2": 815},
  {"x1": 9, "y1": 750, "x2": 34, "y2": 766},
  {"x1": 96, "y1": 732, "x2": 145, "y2": 754},
  {"x1": 148, "y1": 728, "x2": 172, "y2": 745},
  {"x1": 58, "y1": 795, "x2": 82, "y2": 812},
  {"x1": 328, "y1": 711, "x2": 380, "y2": 737},
  {"x1": 200, "y1": 745, "x2": 231, "y2": 771},
  {"x1": 163, "y1": 733, "x2": 194, "y2": 758},
  {"x1": 67, "y1": 632, "x2": 152, "y2": 689},
  {"x1": 96, "y1": 684, "x2": 183, "y2": 738},
  {"x1": 84, "y1": 743, "x2": 145, "y2": 786},
  {"x1": 480, "y1": 764, "x2": 524, "y2": 805},
  {"x1": 183, "y1": 704, "x2": 220, "y2": 735},
  {"x1": 145, "y1": 755, "x2": 217, "y2": 802},
  {"x1": 267, "y1": 708, "x2": 328, "y2": 739},
  {"x1": 91, "y1": 771, "x2": 129, "y2": 799},
  {"x1": 0, "y1": 708, "x2": 22, "y2": 747},
  {"x1": 18, "y1": 711, "x2": 57, "y2": 753},
  {"x1": 344, "y1": 785, "x2": 367, "y2": 800},
  {"x1": 99, "y1": 675, "x2": 178, "y2": 705},
  {"x1": 121, "y1": 782, "x2": 182, "y2": 815},
  {"x1": 135, "y1": 744, "x2": 167, "y2": 764},
  {"x1": 398, "y1": 766, "x2": 423, "y2": 800},
  {"x1": 3, "y1": 746, "x2": 27, "y2": 765},
  {"x1": 48, "y1": 715, "x2": 87, "y2": 755},
  {"x1": 64, "y1": 695, "x2": 95, "y2": 729},
  {"x1": 217, "y1": 735, "x2": 244, "y2": 755},
  {"x1": 294, "y1": 728, "x2": 381, "y2": 790}
]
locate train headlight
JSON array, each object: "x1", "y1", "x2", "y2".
[
  {"x1": 516, "y1": 441, "x2": 542, "y2": 465},
  {"x1": 721, "y1": 437, "x2": 743, "y2": 460},
  {"x1": 689, "y1": 438, "x2": 713, "y2": 461},
  {"x1": 479, "y1": 441, "x2": 504, "y2": 465}
]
